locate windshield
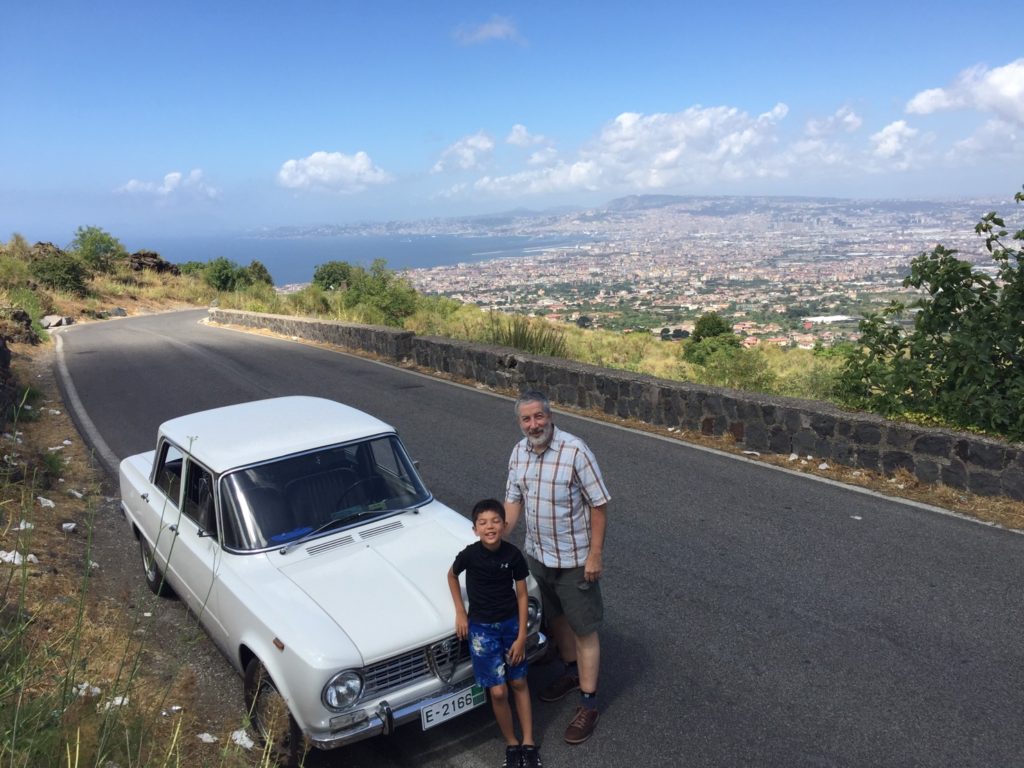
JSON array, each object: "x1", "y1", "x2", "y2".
[{"x1": 219, "y1": 434, "x2": 430, "y2": 551}]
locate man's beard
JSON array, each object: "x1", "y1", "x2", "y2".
[{"x1": 525, "y1": 421, "x2": 553, "y2": 449}]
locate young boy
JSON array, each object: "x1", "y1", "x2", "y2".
[{"x1": 448, "y1": 499, "x2": 543, "y2": 768}]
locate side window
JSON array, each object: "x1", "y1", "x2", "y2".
[
  {"x1": 182, "y1": 460, "x2": 217, "y2": 535},
  {"x1": 155, "y1": 443, "x2": 184, "y2": 507}
]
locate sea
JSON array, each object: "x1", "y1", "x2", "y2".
[{"x1": 129, "y1": 233, "x2": 586, "y2": 287}]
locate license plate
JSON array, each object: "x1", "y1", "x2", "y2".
[{"x1": 420, "y1": 684, "x2": 485, "y2": 730}]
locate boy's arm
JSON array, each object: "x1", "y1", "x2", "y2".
[
  {"x1": 447, "y1": 567, "x2": 469, "y2": 639},
  {"x1": 508, "y1": 578, "x2": 529, "y2": 664}
]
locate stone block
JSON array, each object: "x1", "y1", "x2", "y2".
[
  {"x1": 881, "y1": 451, "x2": 915, "y2": 474},
  {"x1": 941, "y1": 459, "x2": 967, "y2": 490},
  {"x1": 968, "y1": 442, "x2": 1006, "y2": 471},
  {"x1": 853, "y1": 423, "x2": 882, "y2": 444},
  {"x1": 810, "y1": 414, "x2": 836, "y2": 438},
  {"x1": 913, "y1": 434, "x2": 953, "y2": 457},
  {"x1": 968, "y1": 471, "x2": 1002, "y2": 497}
]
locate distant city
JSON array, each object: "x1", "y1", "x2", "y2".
[{"x1": 266, "y1": 193, "x2": 1009, "y2": 348}]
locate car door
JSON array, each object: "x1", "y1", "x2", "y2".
[{"x1": 164, "y1": 458, "x2": 228, "y2": 648}]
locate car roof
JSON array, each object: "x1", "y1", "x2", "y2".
[{"x1": 158, "y1": 396, "x2": 395, "y2": 473}]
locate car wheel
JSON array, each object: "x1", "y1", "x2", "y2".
[
  {"x1": 244, "y1": 658, "x2": 305, "y2": 768},
  {"x1": 138, "y1": 534, "x2": 171, "y2": 597}
]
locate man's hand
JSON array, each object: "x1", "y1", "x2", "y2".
[{"x1": 584, "y1": 550, "x2": 603, "y2": 582}]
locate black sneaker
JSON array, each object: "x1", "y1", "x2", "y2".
[
  {"x1": 503, "y1": 744, "x2": 522, "y2": 768},
  {"x1": 521, "y1": 744, "x2": 544, "y2": 767}
]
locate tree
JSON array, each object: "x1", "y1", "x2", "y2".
[
  {"x1": 247, "y1": 260, "x2": 274, "y2": 286},
  {"x1": 312, "y1": 261, "x2": 353, "y2": 291},
  {"x1": 838, "y1": 186, "x2": 1024, "y2": 440},
  {"x1": 576, "y1": 315, "x2": 593, "y2": 329},
  {"x1": 690, "y1": 311, "x2": 733, "y2": 343},
  {"x1": 204, "y1": 257, "x2": 252, "y2": 292},
  {"x1": 68, "y1": 226, "x2": 126, "y2": 273}
]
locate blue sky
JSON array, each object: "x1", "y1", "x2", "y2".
[{"x1": 3, "y1": 1, "x2": 1023, "y2": 243}]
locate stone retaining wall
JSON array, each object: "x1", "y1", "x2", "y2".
[{"x1": 209, "y1": 308, "x2": 1024, "y2": 501}]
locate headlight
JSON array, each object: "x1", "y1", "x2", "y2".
[
  {"x1": 527, "y1": 597, "x2": 542, "y2": 631},
  {"x1": 322, "y1": 670, "x2": 363, "y2": 711}
]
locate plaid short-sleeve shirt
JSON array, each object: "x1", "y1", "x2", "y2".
[{"x1": 505, "y1": 426, "x2": 610, "y2": 568}]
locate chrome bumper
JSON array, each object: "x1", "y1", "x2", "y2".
[{"x1": 309, "y1": 631, "x2": 548, "y2": 750}]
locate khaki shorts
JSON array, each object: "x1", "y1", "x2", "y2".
[{"x1": 527, "y1": 556, "x2": 603, "y2": 637}]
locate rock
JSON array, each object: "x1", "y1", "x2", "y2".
[
  {"x1": 0, "y1": 307, "x2": 37, "y2": 344},
  {"x1": 129, "y1": 250, "x2": 180, "y2": 275},
  {"x1": 41, "y1": 315, "x2": 73, "y2": 329}
]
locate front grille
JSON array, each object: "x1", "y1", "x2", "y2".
[{"x1": 362, "y1": 636, "x2": 470, "y2": 697}]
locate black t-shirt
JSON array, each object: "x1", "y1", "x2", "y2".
[{"x1": 451, "y1": 540, "x2": 529, "y2": 623}]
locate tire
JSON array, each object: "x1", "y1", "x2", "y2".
[
  {"x1": 243, "y1": 658, "x2": 306, "y2": 768},
  {"x1": 138, "y1": 533, "x2": 172, "y2": 597}
]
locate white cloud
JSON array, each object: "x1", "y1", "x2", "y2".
[
  {"x1": 806, "y1": 106, "x2": 863, "y2": 137},
  {"x1": 584, "y1": 103, "x2": 790, "y2": 188},
  {"x1": 116, "y1": 169, "x2": 219, "y2": 199},
  {"x1": 869, "y1": 120, "x2": 920, "y2": 169},
  {"x1": 454, "y1": 16, "x2": 524, "y2": 45},
  {"x1": 527, "y1": 147, "x2": 559, "y2": 166},
  {"x1": 949, "y1": 118, "x2": 1023, "y2": 158},
  {"x1": 432, "y1": 132, "x2": 495, "y2": 173},
  {"x1": 277, "y1": 150, "x2": 391, "y2": 192},
  {"x1": 507, "y1": 124, "x2": 547, "y2": 147},
  {"x1": 474, "y1": 161, "x2": 603, "y2": 195},
  {"x1": 907, "y1": 58, "x2": 1024, "y2": 125}
]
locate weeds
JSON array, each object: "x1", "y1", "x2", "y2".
[{"x1": 0, "y1": 359, "x2": 258, "y2": 767}]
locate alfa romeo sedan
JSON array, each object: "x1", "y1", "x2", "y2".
[{"x1": 118, "y1": 396, "x2": 546, "y2": 765}]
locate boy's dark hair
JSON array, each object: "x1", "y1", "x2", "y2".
[{"x1": 471, "y1": 498, "x2": 506, "y2": 524}]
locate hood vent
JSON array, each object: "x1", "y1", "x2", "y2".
[
  {"x1": 360, "y1": 520, "x2": 404, "y2": 540},
  {"x1": 306, "y1": 534, "x2": 355, "y2": 556}
]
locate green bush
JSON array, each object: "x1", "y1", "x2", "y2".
[
  {"x1": 247, "y1": 259, "x2": 274, "y2": 286},
  {"x1": 690, "y1": 311, "x2": 733, "y2": 343},
  {"x1": 312, "y1": 260, "x2": 353, "y2": 291},
  {"x1": 837, "y1": 186, "x2": 1024, "y2": 440},
  {"x1": 29, "y1": 251, "x2": 89, "y2": 296},
  {"x1": 485, "y1": 312, "x2": 568, "y2": 358},
  {"x1": 203, "y1": 257, "x2": 252, "y2": 292}
]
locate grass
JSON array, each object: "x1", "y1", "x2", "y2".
[{"x1": 0, "y1": 346, "x2": 276, "y2": 768}]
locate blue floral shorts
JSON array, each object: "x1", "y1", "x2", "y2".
[{"x1": 468, "y1": 617, "x2": 528, "y2": 689}]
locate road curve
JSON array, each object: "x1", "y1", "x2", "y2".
[{"x1": 54, "y1": 310, "x2": 1024, "y2": 768}]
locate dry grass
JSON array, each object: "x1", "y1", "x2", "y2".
[{"x1": 0, "y1": 342, "x2": 262, "y2": 767}]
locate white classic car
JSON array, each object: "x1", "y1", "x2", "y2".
[{"x1": 118, "y1": 396, "x2": 546, "y2": 765}]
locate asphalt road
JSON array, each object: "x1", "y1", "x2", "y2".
[{"x1": 54, "y1": 310, "x2": 1024, "y2": 768}]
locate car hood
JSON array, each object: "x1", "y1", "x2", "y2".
[{"x1": 276, "y1": 516, "x2": 469, "y2": 665}]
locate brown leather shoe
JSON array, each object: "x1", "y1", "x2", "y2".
[
  {"x1": 538, "y1": 674, "x2": 580, "y2": 702},
  {"x1": 564, "y1": 705, "x2": 599, "y2": 744}
]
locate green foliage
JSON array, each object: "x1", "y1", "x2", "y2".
[
  {"x1": 837, "y1": 186, "x2": 1024, "y2": 440},
  {"x1": 485, "y1": 312, "x2": 569, "y2": 358},
  {"x1": 683, "y1": 331, "x2": 741, "y2": 364},
  {"x1": 690, "y1": 311, "x2": 733, "y2": 343},
  {"x1": 342, "y1": 259, "x2": 419, "y2": 326},
  {"x1": 29, "y1": 249, "x2": 89, "y2": 296},
  {"x1": 312, "y1": 260, "x2": 353, "y2": 291},
  {"x1": 203, "y1": 257, "x2": 253, "y2": 292},
  {"x1": 284, "y1": 284, "x2": 332, "y2": 316},
  {"x1": 177, "y1": 260, "x2": 207, "y2": 275},
  {"x1": 68, "y1": 225, "x2": 126, "y2": 273},
  {"x1": 692, "y1": 344, "x2": 777, "y2": 392},
  {"x1": 247, "y1": 259, "x2": 274, "y2": 286}
]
